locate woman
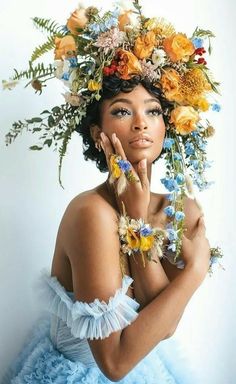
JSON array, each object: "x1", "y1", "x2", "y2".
[
  {"x1": 3, "y1": 76, "x2": 210, "y2": 384},
  {"x1": 2, "y1": 2, "x2": 220, "y2": 382}
]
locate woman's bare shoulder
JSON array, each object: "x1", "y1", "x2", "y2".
[{"x1": 62, "y1": 183, "x2": 118, "y2": 223}]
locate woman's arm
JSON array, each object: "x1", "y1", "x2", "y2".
[
  {"x1": 129, "y1": 196, "x2": 203, "y2": 308},
  {"x1": 64, "y1": 194, "x2": 209, "y2": 382}
]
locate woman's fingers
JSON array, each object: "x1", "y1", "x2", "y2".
[{"x1": 111, "y1": 133, "x2": 127, "y2": 160}]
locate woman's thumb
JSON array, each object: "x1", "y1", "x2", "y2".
[{"x1": 196, "y1": 215, "x2": 206, "y2": 235}]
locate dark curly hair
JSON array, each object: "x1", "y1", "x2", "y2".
[{"x1": 75, "y1": 75, "x2": 171, "y2": 173}]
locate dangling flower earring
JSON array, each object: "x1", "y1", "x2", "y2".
[{"x1": 95, "y1": 141, "x2": 102, "y2": 152}]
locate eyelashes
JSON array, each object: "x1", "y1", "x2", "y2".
[{"x1": 110, "y1": 107, "x2": 163, "y2": 117}]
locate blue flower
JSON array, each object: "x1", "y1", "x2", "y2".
[
  {"x1": 166, "y1": 193, "x2": 174, "y2": 201},
  {"x1": 163, "y1": 138, "x2": 175, "y2": 150},
  {"x1": 105, "y1": 16, "x2": 118, "y2": 29},
  {"x1": 176, "y1": 173, "x2": 185, "y2": 185},
  {"x1": 175, "y1": 211, "x2": 185, "y2": 221},
  {"x1": 118, "y1": 159, "x2": 131, "y2": 172},
  {"x1": 167, "y1": 242, "x2": 176, "y2": 252},
  {"x1": 164, "y1": 205, "x2": 175, "y2": 217},
  {"x1": 61, "y1": 72, "x2": 70, "y2": 81},
  {"x1": 173, "y1": 152, "x2": 182, "y2": 161},
  {"x1": 190, "y1": 159, "x2": 199, "y2": 170},
  {"x1": 140, "y1": 225, "x2": 153, "y2": 236},
  {"x1": 68, "y1": 57, "x2": 78, "y2": 68},
  {"x1": 185, "y1": 142, "x2": 195, "y2": 156},
  {"x1": 192, "y1": 37, "x2": 203, "y2": 48},
  {"x1": 166, "y1": 228, "x2": 178, "y2": 241},
  {"x1": 211, "y1": 103, "x2": 221, "y2": 112},
  {"x1": 161, "y1": 178, "x2": 180, "y2": 193}
]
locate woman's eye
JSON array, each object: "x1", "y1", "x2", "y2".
[
  {"x1": 111, "y1": 108, "x2": 131, "y2": 117},
  {"x1": 148, "y1": 108, "x2": 163, "y2": 116}
]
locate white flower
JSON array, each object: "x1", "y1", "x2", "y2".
[
  {"x1": 141, "y1": 60, "x2": 160, "y2": 82},
  {"x1": 151, "y1": 49, "x2": 166, "y2": 67},
  {"x1": 63, "y1": 92, "x2": 82, "y2": 106},
  {"x1": 2, "y1": 79, "x2": 19, "y2": 90}
]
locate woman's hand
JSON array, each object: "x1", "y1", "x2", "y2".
[
  {"x1": 182, "y1": 215, "x2": 211, "y2": 280},
  {"x1": 101, "y1": 132, "x2": 150, "y2": 220}
]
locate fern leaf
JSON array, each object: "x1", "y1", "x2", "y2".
[
  {"x1": 32, "y1": 17, "x2": 66, "y2": 36},
  {"x1": 31, "y1": 35, "x2": 56, "y2": 62},
  {"x1": 58, "y1": 125, "x2": 74, "y2": 189},
  {"x1": 12, "y1": 63, "x2": 55, "y2": 81}
]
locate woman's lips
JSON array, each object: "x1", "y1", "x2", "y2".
[{"x1": 129, "y1": 139, "x2": 153, "y2": 148}]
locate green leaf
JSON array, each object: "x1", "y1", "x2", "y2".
[
  {"x1": 44, "y1": 139, "x2": 52, "y2": 147},
  {"x1": 32, "y1": 128, "x2": 42, "y2": 132},
  {"x1": 48, "y1": 115, "x2": 55, "y2": 127},
  {"x1": 52, "y1": 106, "x2": 61, "y2": 114},
  {"x1": 29, "y1": 145, "x2": 43, "y2": 150},
  {"x1": 31, "y1": 117, "x2": 43, "y2": 123},
  {"x1": 40, "y1": 110, "x2": 50, "y2": 114}
]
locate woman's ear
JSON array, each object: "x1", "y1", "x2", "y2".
[{"x1": 90, "y1": 124, "x2": 102, "y2": 143}]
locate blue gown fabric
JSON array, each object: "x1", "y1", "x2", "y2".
[{"x1": 2, "y1": 272, "x2": 199, "y2": 383}]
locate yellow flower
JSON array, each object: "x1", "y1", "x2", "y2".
[
  {"x1": 170, "y1": 106, "x2": 199, "y2": 135},
  {"x1": 66, "y1": 8, "x2": 89, "y2": 35},
  {"x1": 196, "y1": 97, "x2": 210, "y2": 111},
  {"x1": 117, "y1": 49, "x2": 142, "y2": 80},
  {"x1": 144, "y1": 17, "x2": 175, "y2": 38},
  {"x1": 54, "y1": 36, "x2": 76, "y2": 60},
  {"x1": 163, "y1": 33, "x2": 195, "y2": 62},
  {"x1": 126, "y1": 227, "x2": 140, "y2": 249},
  {"x1": 133, "y1": 31, "x2": 156, "y2": 59},
  {"x1": 110, "y1": 156, "x2": 122, "y2": 178},
  {"x1": 87, "y1": 79, "x2": 101, "y2": 92},
  {"x1": 140, "y1": 235, "x2": 155, "y2": 251},
  {"x1": 160, "y1": 68, "x2": 182, "y2": 102},
  {"x1": 179, "y1": 68, "x2": 212, "y2": 105}
]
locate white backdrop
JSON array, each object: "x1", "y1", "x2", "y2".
[{"x1": 0, "y1": 0, "x2": 235, "y2": 382}]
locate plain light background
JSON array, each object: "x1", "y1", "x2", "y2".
[{"x1": 0, "y1": 0, "x2": 235, "y2": 382}]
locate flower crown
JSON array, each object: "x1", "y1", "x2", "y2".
[{"x1": 3, "y1": 0, "x2": 223, "y2": 269}]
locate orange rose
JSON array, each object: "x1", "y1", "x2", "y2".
[
  {"x1": 117, "y1": 49, "x2": 142, "y2": 80},
  {"x1": 118, "y1": 10, "x2": 136, "y2": 31},
  {"x1": 134, "y1": 31, "x2": 156, "y2": 59},
  {"x1": 66, "y1": 8, "x2": 89, "y2": 35},
  {"x1": 163, "y1": 33, "x2": 195, "y2": 62},
  {"x1": 170, "y1": 106, "x2": 199, "y2": 135},
  {"x1": 54, "y1": 36, "x2": 76, "y2": 60},
  {"x1": 160, "y1": 68, "x2": 182, "y2": 102}
]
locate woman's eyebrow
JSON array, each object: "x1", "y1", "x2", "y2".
[{"x1": 109, "y1": 98, "x2": 161, "y2": 107}]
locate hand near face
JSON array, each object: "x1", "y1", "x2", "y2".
[{"x1": 101, "y1": 131, "x2": 150, "y2": 221}]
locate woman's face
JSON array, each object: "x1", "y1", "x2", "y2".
[{"x1": 100, "y1": 84, "x2": 166, "y2": 165}]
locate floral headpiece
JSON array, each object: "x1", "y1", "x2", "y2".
[{"x1": 3, "y1": 0, "x2": 223, "y2": 269}]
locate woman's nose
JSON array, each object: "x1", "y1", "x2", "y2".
[{"x1": 131, "y1": 114, "x2": 148, "y2": 130}]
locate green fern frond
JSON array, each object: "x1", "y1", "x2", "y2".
[
  {"x1": 12, "y1": 63, "x2": 55, "y2": 81},
  {"x1": 31, "y1": 35, "x2": 56, "y2": 62},
  {"x1": 58, "y1": 125, "x2": 74, "y2": 189},
  {"x1": 32, "y1": 17, "x2": 66, "y2": 36}
]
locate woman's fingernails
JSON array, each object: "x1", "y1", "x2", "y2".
[{"x1": 112, "y1": 133, "x2": 117, "y2": 144}]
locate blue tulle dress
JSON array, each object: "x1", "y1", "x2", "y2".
[{"x1": 2, "y1": 271, "x2": 199, "y2": 384}]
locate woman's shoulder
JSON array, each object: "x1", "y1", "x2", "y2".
[{"x1": 60, "y1": 183, "x2": 118, "y2": 233}]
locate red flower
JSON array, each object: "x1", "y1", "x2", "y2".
[
  {"x1": 195, "y1": 47, "x2": 206, "y2": 56},
  {"x1": 197, "y1": 57, "x2": 207, "y2": 65}
]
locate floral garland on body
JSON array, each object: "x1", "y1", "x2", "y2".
[{"x1": 3, "y1": 0, "x2": 223, "y2": 273}]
